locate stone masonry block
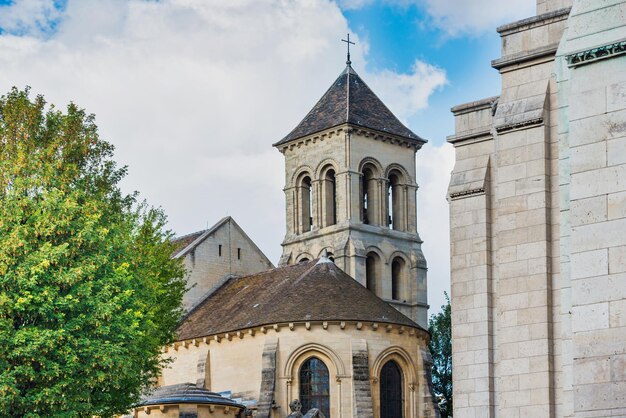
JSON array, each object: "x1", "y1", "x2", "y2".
[
  {"x1": 571, "y1": 249, "x2": 608, "y2": 280},
  {"x1": 570, "y1": 87, "x2": 607, "y2": 121},
  {"x1": 571, "y1": 141, "x2": 607, "y2": 173},
  {"x1": 570, "y1": 195, "x2": 607, "y2": 225},
  {"x1": 571, "y1": 164, "x2": 626, "y2": 200},
  {"x1": 607, "y1": 80, "x2": 626, "y2": 113},
  {"x1": 571, "y1": 218, "x2": 626, "y2": 252},
  {"x1": 607, "y1": 137, "x2": 626, "y2": 166},
  {"x1": 569, "y1": 109, "x2": 626, "y2": 147},
  {"x1": 572, "y1": 302, "x2": 609, "y2": 333},
  {"x1": 610, "y1": 299, "x2": 626, "y2": 328},
  {"x1": 608, "y1": 190, "x2": 626, "y2": 220}
]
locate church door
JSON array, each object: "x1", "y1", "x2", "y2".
[
  {"x1": 380, "y1": 360, "x2": 403, "y2": 418},
  {"x1": 299, "y1": 357, "x2": 330, "y2": 417}
]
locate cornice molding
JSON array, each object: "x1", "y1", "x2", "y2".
[
  {"x1": 495, "y1": 117, "x2": 544, "y2": 133},
  {"x1": 449, "y1": 188, "x2": 486, "y2": 201},
  {"x1": 492, "y1": 43, "x2": 559, "y2": 70},
  {"x1": 166, "y1": 320, "x2": 429, "y2": 352}
]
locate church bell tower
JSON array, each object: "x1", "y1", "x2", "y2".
[{"x1": 273, "y1": 51, "x2": 429, "y2": 326}]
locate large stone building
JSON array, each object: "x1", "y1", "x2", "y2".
[
  {"x1": 133, "y1": 59, "x2": 439, "y2": 418},
  {"x1": 447, "y1": 0, "x2": 626, "y2": 417},
  {"x1": 274, "y1": 63, "x2": 429, "y2": 327}
]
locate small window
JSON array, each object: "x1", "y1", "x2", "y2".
[
  {"x1": 237, "y1": 248, "x2": 241, "y2": 260},
  {"x1": 218, "y1": 244, "x2": 222, "y2": 257}
]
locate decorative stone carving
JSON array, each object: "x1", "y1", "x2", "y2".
[
  {"x1": 567, "y1": 40, "x2": 626, "y2": 67},
  {"x1": 287, "y1": 399, "x2": 304, "y2": 418}
]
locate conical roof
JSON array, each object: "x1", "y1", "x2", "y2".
[
  {"x1": 138, "y1": 383, "x2": 244, "y2": 409},
  {"x1": 176, "y1": 259, "x2": 424, "y2": 341},
  {"x1": 274, "y1": 65, "x2": 426, "y2": 146}
]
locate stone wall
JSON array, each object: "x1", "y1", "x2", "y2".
[
  {"x1": 160, "y1": 321, "x2": 436, "y2": 418},
  {"x1": 555, "y1": 0, "x2": 626, "y2": 415},
  {"x1": 177, "y1": 218, "x2": 274, "y2": 311},
  {"x1": 277, "y1": 126, "x2": 429, "y2": 327},
  {"x1": 448, "y1": 0, "x2": 626, "y2": 416}
]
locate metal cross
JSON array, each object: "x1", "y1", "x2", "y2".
[{"x1": 342, "y1": 33, "x2": 355, "y2": 65}]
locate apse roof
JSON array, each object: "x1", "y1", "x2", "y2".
[
  {"x1": 274, "y1": 65, "x2": 426, "y2": 146},
  {"x1": 176, "y1": 258, "x2": 424, "y2": 341}
]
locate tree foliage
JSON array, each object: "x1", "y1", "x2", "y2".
[
  {"x1": 429, "y1": 292, "x2": 452, "y2": 417},
  {"x1": 0, "y1": 87, "x2": 186, "y2": 417}
]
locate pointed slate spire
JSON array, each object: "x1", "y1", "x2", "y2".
[{"x1": 274, "y1": 65, "x2": 426, "y2": 146}]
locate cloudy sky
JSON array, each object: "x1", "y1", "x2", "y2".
[{"x1": 0, "y1": 0, "x2": 536, "y2": 314}]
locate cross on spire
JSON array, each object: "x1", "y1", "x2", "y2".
[{"x1": 341, "y1": 33, "x2": 355, "y2": 66}]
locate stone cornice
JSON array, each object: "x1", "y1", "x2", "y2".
[
  {"x1": 281, "y1": 221, "x2": 423, "y2": 246},
  {"x1": 449, "y1": 187, "x2": 486, "y2": 201},
  {"x1": 492, "y1": 43, "x2": 559, "y2": 70},
  {"x1": 566, "y1": 39, "x2": 626, "y2": 68},
  {"x1": 167, "y1": 320, "x2": 429, "y2": 352},
  {"x1": 495, "y1": 117, "x2": 544, "y2": 133},
  {"x1": 447, "y1": 129, "x2": 493, "y2": 145},
  {"x1": 496, "y1": 7, "x2": 571, "y2": 36},
  {"x1": 450, "y1": 96, "x2": 499, "y2": 116},
  {"x1": 275, "y1": 124, "x2": 426, "y2": 154}
]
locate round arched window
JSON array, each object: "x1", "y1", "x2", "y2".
[
  {"x1": 380, "y1": 360, "x2": 403, "y2": 418},
  {"x1": 299, "y1": 357, "x2": 330, "y2": 417}
]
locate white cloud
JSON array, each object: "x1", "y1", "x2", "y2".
[
  {"x1": 368, "y1": 59, "x2": 447, "y2": 122},
  {"x1": 416, "y1": 142, "x2": 455, "y2": 313},
  {"x1": 0, "y1": 0, "x2": 452, "y2": 315},
  {"x1": 0, "y1": 0, "x2": 61, "y2": 36},
  {"x1": 337, "y1": 0, "x2": 536, "y2": 37},
  {"x1": 419, "y1": 0, "x2": 536, "y2": 36},
  {"x1": 336, "y1": 0, "x2": 374, "y2": 10}
]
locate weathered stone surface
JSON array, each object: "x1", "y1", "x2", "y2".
[
  {"x1": 448, "y1": 1, "x2": 626, "y2": 417},
  {"x1": 256, "y1": 339, "x2": 278, "y2": 418}
]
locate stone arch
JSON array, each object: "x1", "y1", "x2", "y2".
[
  {"x1": 365, "y1": 246, "x2": 384, "y2": 297},
  {"x1": 295, "y1": 171, "x2": 314, "y2": 234},
  {"x1": 295, "y1": 252, "x2": 314, "y2": 263},
  {"x1": 372, "y1": 346, "x2": 418, "y2": 418},
  {"x1": 284, "y1": 343, "x2": 346, "y2": 378},
  {"x1": 290, "y1": 165, "x2": 315, "y2": 187},
  {"x1": 315, "y1": 158, "x2": 340, "y2": 179},
  {"x1": 318, "y1": 161, "x2": 339, "y2": 227},
  {"x1": 383, "y1": 163, "x2": 411, "y2": 185},
  {"x1": 387, "y1": 251, "x2": 412, "y2": 268},
  {"x1": 390, "y1": 255, "x2": 409, "y2": 302},
  {"x1": 385, "y1": 164, "x2": 410, "y2": 231},
  {"x1": 359, "y1": 158, "x2": 384, "y2": 226},
  {"x1": 358, "y1": 157, "x2": 384, "y2": 176},
  {"x1": 318, "y1": 247, "x2": 335, "y2": 261}
]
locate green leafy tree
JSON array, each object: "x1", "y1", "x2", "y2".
[
  {"x1": 429, "y1": 292, "x2": 452, "y2": 417},
  {"x1": 0, "y1": 87, "x2": 186, "y2": 417}
]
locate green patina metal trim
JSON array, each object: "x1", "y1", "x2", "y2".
[{"x1": 566, "y1": 40, "x2": 626, "y2": 67}]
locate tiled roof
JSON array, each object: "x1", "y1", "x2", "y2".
[
  {"x1": 171, "y1": 230, "x2": 206, "y2": 256},
  {"x1": 274, "y1": 65, "x2": 425, "y2": 146},
  {"x1": 176, "y1": 259, "x2": 423, "y2": 341}
]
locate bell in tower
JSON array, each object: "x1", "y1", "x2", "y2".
[{"x1": 273, "y1": 47, "x2": 429, "y2": 327}]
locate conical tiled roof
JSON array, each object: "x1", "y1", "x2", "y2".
[
  {"x1": 176, "y1": 259, "x2": 424, "y2": 341},
  {"x1": 274, "y1": 65, "x2": 426, "y2": 146},
  {"x1": 138, "y1": 383, "x2": 244, "y2": 409}
]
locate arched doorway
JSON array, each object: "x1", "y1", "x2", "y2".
[
  {"x1": 380, "y1": 360, "x2": 403, "y2": 418},
  {"x1": 299, "y1": 357, "x2": 330, "y2": 417}
]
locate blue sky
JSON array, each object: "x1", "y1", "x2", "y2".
[
  {"x1": 343, "y1": 1, "x2": 503, "y2": 145},
  {"x1": 0, "y1": 0, "x2": 536, "y2": 313}
]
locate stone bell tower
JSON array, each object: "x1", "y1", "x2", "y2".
[{"x1": 273, "y1": 54, "x2": 429, "y2": 326}]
